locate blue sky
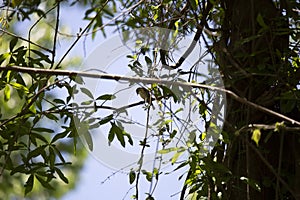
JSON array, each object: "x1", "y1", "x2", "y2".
[{"x1": 53, "y1": 3, "x2": 188, "y2": 200}]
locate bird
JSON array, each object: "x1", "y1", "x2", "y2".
[{"x1": 136, "y1": 87, "x2": 154, "y2": 108}]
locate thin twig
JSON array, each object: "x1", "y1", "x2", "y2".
[
  {"x1": 0, "y1": 28, "x2": 52, "y2": 53},
  {"x1": 55, "y1": 0, "x2": 110, "y2": 69},
  {"x1": 55, "y1": 0, "x2": 145, "y2": 69},
  {"x1": 45, "y1": 0, "x2": 145, "y2": 38},
  {"x1": 135, "y1": 105, "x2": 151, "y2": 199},
  {"x1": 28, "y1": 5, "x2": 57, "y2": 61},
  {"x1": 50, "y1": 1, "x2": 60, "y2": 69}
]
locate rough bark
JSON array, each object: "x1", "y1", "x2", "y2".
[{"x1": 218, "y1": 0, "x2": 300, "y2": 199}]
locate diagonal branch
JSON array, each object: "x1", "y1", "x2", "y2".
[
  {"x1": 55, "y1": 0, "x2": 110, "y2": 69},
  {"x1": 162, "y1": 1, "x2": 213, "y2": 69}
]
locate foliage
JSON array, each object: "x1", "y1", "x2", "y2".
[{"x1": 0, "y1": 0, "x2": 299, "y2": 199}]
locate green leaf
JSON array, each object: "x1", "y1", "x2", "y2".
[
  {"x1": 171, "y1": 149, "x2": 185, "y2": 164},
  {"x1": 9, "y1": 37, "x2": 18, "y2": 52},
  {"x1": 44, "y1": 113, "x2": 59, "y2": 121},
  {"x1": 275, "y1": 121, "x2": 285, "y2": 132},
  {"x1": 159, "y1": 85, "x2": 178, "y2": 103},
  {"x1": 81, "y1": 100, "x2": 94, "y2": 105},
  {"x1": 82, "y1": 130, "x2": 93, "y2": 151},
  {"x1": 108, "y1": 122, "x2": 131, "y2": 147},
  {"x1": 70, "y1": 75, "x2": 84, "y2": 84},
  {"x1": 77, "y1": 120, "x2": 93, "y2": 151},
  {"x1": 11, "y1": 82, "x2": 28, "y2": 96},
  {"x1": 0, "y1": 53, "x2": 10, "y2": 65},
  {"x1": 49, "y1": 146, "x2": 55, "y2": 168},
  {"x1": 173, "y1": 162, "x2": 188, "y2": 172},
  {"x1": 28, "y1": 102, "x2": 37, "y2": 114},
  {"x1": 115, "y1": 125, "x2": 125, "y2": 147},
  {"x1": 251, "y1": 129, "x2": 261, "y2": 146},
  {"x1": 54, "y1": 167, "x2": 69, "y2": 184},
  {"x1": 24, "y1": 174, "x2": 34, "y2": 195},
  {"x1": 27, "y1": 145, "x2": 46, "y2": 161},
  {"x1": 99, "y1": 114, "x2": 114, "y2": 125},
  {"x1": 35, "y1": 175, "x2": 54, "y2": 190},
  {"x1": 200, "y1": 132, "x2": 206, "y2": 141},
  {"x1": 11, "y1": 164, "x2": 27, "y2": 175},
  {"x1": 146, "y1": 196, "x2": 155, "y2": 200},
  {"x1": 80, "y1": 87, "x2": 94, "y2": 99},
  {"x1": 129, "y1": 170, "x2": 136, "y2": 184},
  {"x1": 256, "y1": 14, "x2": 268, "y2": 30},
  {"x1": 158, "y1": 147, "x2": 177, "y2": 154},
  {"x1": 52, "y1": 145, "x2": 66, "y2": 163},
  {"x1": 145, "y1": 56, "x2": 152, "y2": 65},
  {"x1": 108, "y1": 124, "x2": 116, "y2": 145},
  {"x1": 53, "y1": 98, "x2": 65, "y2": 105},
  {"x1": 32, "y1": 127, "x2": 54, "y2": 133},
  {"x1": 4, "y1": 84, "x2": 10, "y2": 101},
  {"x1": 127, "y1": 134, "x2": 133, "y2": 146},
  {"x1": 30, "y1": 132, "x2": 48, "y2": 144},
  {"x1": 96, "y1": 94, "x2": 116, "y2": 100},
  {"x1": 142, "y1": 170, "x2": 152, "y2": 182},
  {"x1": 30, "y1": 49, "x2": 51, "y2": 63}
]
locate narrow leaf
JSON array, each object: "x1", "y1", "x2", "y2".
[
  {"x1": 80, "y1": 88, "x2": 94, "y2": 99},
  {"x1": 158, "y1": 147, "x2": 177, "y2": 154},
  {"x1": 35, "y1": 175, "x2": 54, "y2": 190},
  {"x1": 96, "y1": 94, "x2": 116, "y2": 100},
  {"x1": 24, "y1": 174, "x2": 34, "y2": 195},
  {"x1": 129, "y1": 170, "x2": 136, "y2": 184},
  {"x1": 9, "y1": 37, "x2": 18, "y2": 51},
  {"x1": 4, "y1": 84, "x2": 10, "y2": 101},
  {"x1": 83, "y1": 130, "x2": 93, "y2": 151},
  {"x1": 99, "y1": 114, "x2": 114, "y2": 125},
  {"x1": 251, "y1": 129, "x2": 261, "y2": 146},
  {"x1": 55, "y1": 167, "x2": 69, "y2": 184}
]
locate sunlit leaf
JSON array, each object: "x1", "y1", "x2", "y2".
[
  {"x1": 251, "y1": 129, "x2": 261, "y2": 146},
  {"x1": 171, "y1": 150, "x2": 184, "y2": 164},
  {"x1": 142, "y1": 170, "x2": 152, "y2": 182},
  {"x1": 4, "y1": 84, "x2": 10, "y2": 101},
  {"x1": 158, "y1": 147, "x2": 177, "y2": 154}
]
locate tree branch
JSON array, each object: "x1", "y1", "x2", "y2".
[{"x1": 1, "y1": 65, "x2": 300, "y2": 126}]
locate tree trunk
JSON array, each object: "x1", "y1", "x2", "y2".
[{"x1": 218, "y1": 0, "x2": 300, "y2": 199}]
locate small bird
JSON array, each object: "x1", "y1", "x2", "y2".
[{"x1": 136, "y1": 87, "x2": 154, "y2": 108}]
